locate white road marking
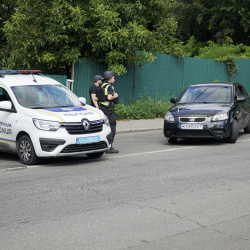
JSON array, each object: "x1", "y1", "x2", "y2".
[
  {"x1": 26, "y1": 146, "x2": 199, "y2": 168},
  {"x1": 4, "y1": 138, "x2": 250, "y2": 170},
  {"x1": 106, "y1": 146, "x2": 199, "y2": 159},
  {"x1": 237, "y1": 138, "x2": 250, "y2": 142},
  {"x1": 106, "y1": 138, "x2": 250, "y2": 159}
]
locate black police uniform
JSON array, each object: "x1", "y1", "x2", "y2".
[
  {"x1": 99, "y1": 82, "x2": 118, "y2": 152},
  {"x1": 89, "y1": 84, "x2": 99, "y2": 107}
]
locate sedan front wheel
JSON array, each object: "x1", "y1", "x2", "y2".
[
  {"x1": 226, "y1": 119, "x2": 238, "y2": 143},
  {"x1": 168, "y1": 137, "x2": 177, "y2": 144}
]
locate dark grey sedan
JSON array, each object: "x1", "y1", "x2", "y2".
[{"x1": 164, "y1": 82, "x2": 250, "y2": 143}]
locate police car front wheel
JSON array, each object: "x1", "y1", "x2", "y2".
[{"x1": 18, "y1": 135, "x2": 39, "y2": 165}]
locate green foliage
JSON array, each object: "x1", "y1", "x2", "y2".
[
  {"x1": 196, "y1": 38, "x2": 249, "y2": 81},
  {"x1": 182, "y1": 36, "x2": 205, "y2": 57},
  {"x1": 197, "y1": 38, "x2": 248, "y2": 60},
  {"x1": 114, "y1": 90, "x2": 173, "y2": 120},
  {"x1": 1, "y1": 0, "x2": 250, "y2": 78},
  {"x1": 85, "y1": 0, "x2": 177, "y2": 75},
  {"x1": 1, "y1": 0, "x2": 177, "y2": 75},
  {"x1": 172, "y1": 0, "x2": 250, "y2": 46},
  {"x1": 0, "y1": 0, "x2": 17, "y2": 66},
  {"x1": 1, "y1": 0, "x2": 86, "y2": 74}
]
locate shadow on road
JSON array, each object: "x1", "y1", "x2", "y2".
[
  {"x1": 160, "y1": 130, "x2": 246, "y2": 147},
  {"x1": 0, "y1": 151, "x2": 109, "y2": 169}
]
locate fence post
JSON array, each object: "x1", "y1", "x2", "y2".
[{"x1": 182, "y1": 57, "x2": 185, "y2": 91}]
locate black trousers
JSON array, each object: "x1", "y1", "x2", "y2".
[{"x1": 100, "y1": 105, "x2": 116, "y2": 144}]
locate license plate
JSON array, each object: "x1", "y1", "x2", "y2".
[
  {"x1": 180, "y1": 124, "x2": 203, "y2": 130},
  {"x1": 76, "y1": 136, "x2": 100, "y2": 144}
]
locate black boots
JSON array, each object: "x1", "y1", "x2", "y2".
[{"x1": 106, "y1": 146, "x2": 119, "y2": 154}]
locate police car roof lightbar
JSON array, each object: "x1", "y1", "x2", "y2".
[{"x1": 0, "y1": 70, "x2": 42, "y2": 74}]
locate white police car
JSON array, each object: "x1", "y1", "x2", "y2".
[{"x1": 0, "y1": 70, "x2": 112, "y2": 165}]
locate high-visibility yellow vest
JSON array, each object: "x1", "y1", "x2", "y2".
[{"x1": 98, "y1": 82, "x2": 111, "y2": 106}]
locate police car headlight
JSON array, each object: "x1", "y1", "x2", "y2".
[
  {"x1": 33, "y1": 119, "x2": 61, "y2": 131},
  {"x1": 212, "y1": 112, "x2": 229, "y2": 121},
  {"x1": 103, "y1": 115, "x2": 110, "y2": 126}
]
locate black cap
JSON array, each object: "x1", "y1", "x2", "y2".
[{"x1": 93, "y1": 75, "x2": 104, "y2": 81}]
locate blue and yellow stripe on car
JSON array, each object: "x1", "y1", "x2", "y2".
[{"x1": 0, "y1": 138, "x2": 16, "y2": 144}]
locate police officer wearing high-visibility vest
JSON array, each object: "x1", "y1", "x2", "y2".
[{"x1": 99, "y1": 70, "x2": 119, "y2": 153}]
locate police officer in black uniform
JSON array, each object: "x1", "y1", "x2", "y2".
[
  {"x1": 89, "y1": 75, "x2": 104, "y2": 108},
  {"x1": 99, "y1": 71, "x2": 119, "y2": 153}
]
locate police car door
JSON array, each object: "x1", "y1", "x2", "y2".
[{"x1": 0, "y1": 87, "x2": 16, "y2": 152}]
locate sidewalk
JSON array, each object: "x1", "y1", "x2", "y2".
[{"x1": 116, "y1": 119, "x2": 163, "y2": 134}]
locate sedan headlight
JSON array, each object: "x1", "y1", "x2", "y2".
[
  {"x1": 212, "y1": 111, "x2": 229, "y2": 121},
  {"x1": 103, "y1": 115, "x2": 110, "y2": 126},
  {"x1": 33, "y1": 119, "x2": 61, "y2": 131},
  {"x1": 165, "y1": 111, "x2": 174, "y2": 122}
]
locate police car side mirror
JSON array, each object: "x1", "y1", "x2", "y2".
[
  {"x1": 0, "y1": 101, "x2": 12, "y2": 110},
  {"x1": 79, "y1": 97, "x2": 86, "y2": 105}
]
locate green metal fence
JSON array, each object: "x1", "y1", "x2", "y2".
[
  {"x1": 72, "y1": 54, "x2": 250, "y2": 105},
  {"x1": 233, "y1": 58, "x2": 250, "y2": 93},
  {"x1": 45, "y1": 74, "x2": 67, "y2": 86}
]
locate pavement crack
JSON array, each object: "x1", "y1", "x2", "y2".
[
  {"x1": 123, "y1": 202, "x2": 204, "y2": 228},
  {"x1": 207, "y1": 227, "x2": 249, "y2": 241},
  {"x1": 124, "y1": 202, "x2": 250, "y2": 243},
  {"x1": 148, "y1": 205, "x2": 204, "y2": 228}
]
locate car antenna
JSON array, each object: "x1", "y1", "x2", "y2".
[{"x1": 31, "y1": 72, "x2": 37, "y2": 83}]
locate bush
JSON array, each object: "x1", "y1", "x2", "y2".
[{"x1": 114, "y1": 91, "x2": 173, "y2": 120}]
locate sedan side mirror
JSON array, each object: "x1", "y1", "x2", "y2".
[
  {"x1": 235, "y1": 96, "x2": 246, "y2": 103},
  {"x1": 170, "y1": 98, "x2": 177, "y2": 104}
]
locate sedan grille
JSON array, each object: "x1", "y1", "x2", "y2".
[
  {"x1": 61, "y1": 141, "x2": 108, "y2": 153},
  {"x1": 180, "y1": 117, "x2": 206, "y2": 122},
  {"x1": 62, "y1": 120, "x2": 103, "y2": 135},
  {"x1": 174, "y1": 130, "x2": 212, "y2": 137}
]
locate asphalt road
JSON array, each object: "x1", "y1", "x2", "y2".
[{"x1": 0, "y1": 130, "x2": 250, "y2": 250}]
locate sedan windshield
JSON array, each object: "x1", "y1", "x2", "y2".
[
  {"x1": 12, "y1": 84, "x2": 82, "y2": 108},
  {"x1": 179, "y1": 86, "x2": 232, "y2": 104}
]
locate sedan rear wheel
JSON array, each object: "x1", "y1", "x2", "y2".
[
  {"x1": 244, "y1": 117, "x2": 250, "y2": 133},
  {"x1": 18, "y1": 135, "x2": 39, "y2": 165},
  {"x1": 226, "y1": 119, "x2": 238, "y2": 143}
]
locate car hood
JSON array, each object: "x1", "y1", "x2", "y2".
[
  {"x1": 23, "y1": 105, "x2": 104, "y2": 122},
  {"x1": 169, "y1": 103, "x2": 231, "y2": 117}
]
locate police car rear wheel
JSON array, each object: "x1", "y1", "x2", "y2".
[
  {"x1": 18, "y1": 135, "x2": 38, "y2": 165},
  {"x1": 86, "y1": 152, "x2": 104, "y2": 158}
]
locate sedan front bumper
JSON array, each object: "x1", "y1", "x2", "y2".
[{"x1": 164, "y1": 119, "x2": 232, "y2": 140}]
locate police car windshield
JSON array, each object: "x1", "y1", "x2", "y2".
[{"x1": 12, "y1": 85, "x2": 82, "y2": 109}]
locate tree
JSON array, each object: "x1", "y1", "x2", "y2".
[
  {"x1": 0, "y1": 0, "x2": 17, "y2": 65},
  {"x1": 171, "y1": 0, "x2": 250, "y2": 46},
  {"x1": 1, "y1": 0, "x2": 177, "y2": 75},
  {"x1": 2, "y1": 0, "x2": 87, "y2": 74}
]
